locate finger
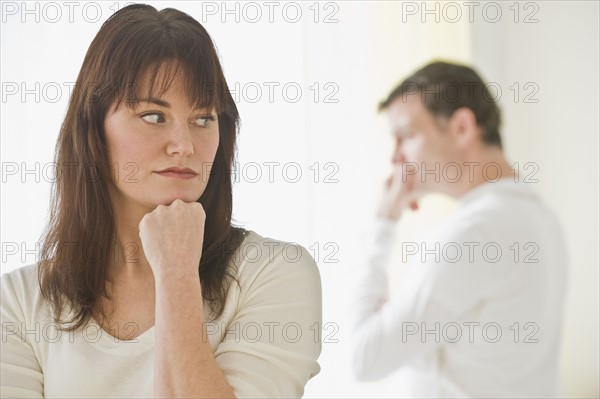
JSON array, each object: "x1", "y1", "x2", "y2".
[
  {"x1": 390, "y1": 165, "x2": 405, "y2": 190},
  {"x1": 408, "y1": 199, "x2": 419, "y2": 211},
  {"x1": 384, "y1": 175, "x2": 392, "y2": 189}
]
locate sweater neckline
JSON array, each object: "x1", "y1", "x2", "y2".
[{"x1": 85, "y1": 317, "x2": 155, "y2": 355}]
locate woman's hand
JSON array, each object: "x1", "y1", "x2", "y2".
[
  {"x1": 376, "y1": 163, "x2": 419, "y2": 222},
  {"x1": 138, "y1": 199, "x2": 206, "y2": 280}
]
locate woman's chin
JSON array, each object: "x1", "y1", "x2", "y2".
[
  {"x1": 163, "y1": 198, "x2": 197, "y2": 206},
  {"x1": 154, "y1": 193, "x2": 202, "y2": 206}
]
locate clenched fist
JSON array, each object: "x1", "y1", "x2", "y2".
[{"x1": 138, "y1": 199, "x2": 206, "y2": 280}]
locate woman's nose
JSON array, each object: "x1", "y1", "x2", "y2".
[{"x1": 166, "y1": 123, "x2": 194, "y2": 157}]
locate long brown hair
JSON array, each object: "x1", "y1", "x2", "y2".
[{"x1": 39, "y1": 4, "x2": 246, "y2": 331}]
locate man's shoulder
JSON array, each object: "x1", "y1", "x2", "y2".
[
  {"x1": 435, "y1": 183, "x2": 561, "y2": 243},
  {"x1": 463, "y1": 180, "x2": 557, "y2": 220}
]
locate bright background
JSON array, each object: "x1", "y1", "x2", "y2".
[{"x1": 1, "y1": 1, "x2": 598, "y2": 397}]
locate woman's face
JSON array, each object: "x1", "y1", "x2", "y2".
[{"x1": 104, "y1": 72, "x2": 219, "y2": 213}]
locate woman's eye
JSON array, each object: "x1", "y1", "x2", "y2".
[
  {"x1": 141, "y1": 113, "x2": 165, "y2": 124},
  {"x1": 193, "y1": 115, "x2": 216, "y2": 128}
]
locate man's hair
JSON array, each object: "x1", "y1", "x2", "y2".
[{"x1": 379, "y1": 61, "x2": 503, "y2": 148}]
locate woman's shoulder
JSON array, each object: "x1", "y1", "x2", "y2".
[
  {"x1": 1, "y1": 263, "x2": 50, "y2": 327},
  {"x1": 1, "y1": 263, "x2": 41, "y2": 299},
  {"x1": 231, "y1": 229, "x2": 321, "y2": 289}
]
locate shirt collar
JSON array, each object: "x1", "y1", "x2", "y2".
[{"x1": 457, "y1": 177, "x2": 539, "y2": 207}]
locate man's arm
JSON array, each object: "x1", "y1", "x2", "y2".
[
  {"x1": 351, "y1": 164, "x2": 460, "y2": 380},
  {"x1": 350, "y1": 218, "x2": 450, "y2": 381}
]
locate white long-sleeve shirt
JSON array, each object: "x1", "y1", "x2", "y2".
[
  {"x1": 351, "y1": 177, "x2": 568, "y2": 398},
  {"x1": 1, "y1": 230, "x2": 322, "y2": 398}
]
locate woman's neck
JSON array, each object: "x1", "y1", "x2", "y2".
[{"x1": 108, "y1": 191, "x2": 154, "y2": 280}]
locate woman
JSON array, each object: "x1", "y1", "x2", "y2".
[{"x1": 0, "y1": 4, "x2": 322, "y2": 398}]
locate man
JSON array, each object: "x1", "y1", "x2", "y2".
[{"x1": 351, "y1": 61, "x2": 567, "y2": 397}]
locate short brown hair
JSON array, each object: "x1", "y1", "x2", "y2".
[{"x1": 379, "y1": 61, "x2": 503, "y2": 148}]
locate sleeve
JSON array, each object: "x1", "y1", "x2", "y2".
[
  {"x1": 1, "y1": 272, "x2": 45, "y2": 398},
  {"x1": 351, "y1": 218, "x2": 502, "y2": 381},
  {"x1": 213, "y1": 241, "x2": 322, "y2": 398}
]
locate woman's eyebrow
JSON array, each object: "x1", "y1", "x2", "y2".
[
  {"x1": 136, "y1": 97, "x2": 170, "y2": 107},
  {"x1": 132, "y1": 97, "x2": 212, "y2": 112}
]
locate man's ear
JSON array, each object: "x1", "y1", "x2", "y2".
[{"x1": 448, "y1": 107, "x2": 479, "y2": 148}]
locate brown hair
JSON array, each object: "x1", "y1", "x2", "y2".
[
  {"x1": 379, "y1": 61, "x2": 503, "y2": 148},
  {"x1": 38, "y1": 3, "x2": 246, "y2": 332}
]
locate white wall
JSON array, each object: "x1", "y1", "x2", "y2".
[{"x1": 471, "y1": 2, "x2": 600, "y2": 396}]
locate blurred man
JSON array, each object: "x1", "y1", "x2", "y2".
[{"x1": 351, "y1": 61, "x2": 567, "y2": 397}]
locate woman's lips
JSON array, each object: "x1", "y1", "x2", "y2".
[{"x1": 154, "y1": 167, "x2": 198, "y2": 179}]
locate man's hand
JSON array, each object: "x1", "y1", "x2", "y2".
[
  {"x1": 377, "y1": 163, "x2": 419, "y2": 222},
  {"x1": 138, "y1": 199, "x2": 206, "y2": 280}
]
